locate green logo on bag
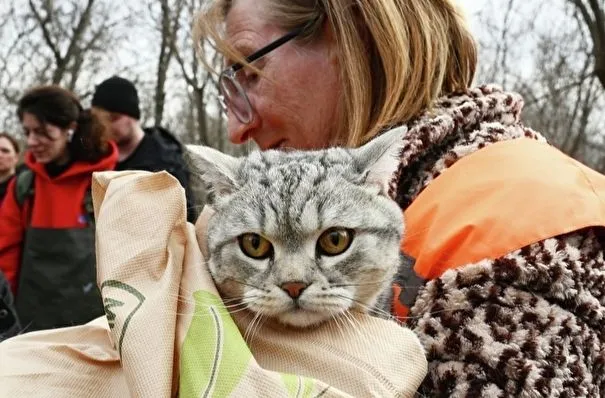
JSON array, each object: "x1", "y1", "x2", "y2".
[{"x1": 101, "y1": 280, "x2": 146, "y2": 356}]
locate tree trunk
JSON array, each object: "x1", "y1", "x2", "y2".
[
  {"x1": 194, "y1": 89, "x2": 208, "y2": 145},
  {"x1": 154, "y1": 0, "x2": 173, "y2": 126},
  {"x1": 569, "y1": 0, "x2": 605, "y2": 89}
]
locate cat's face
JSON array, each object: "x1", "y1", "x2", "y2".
[{"x1": 189, "y1": 127, "x2": 406, "y2": 328}]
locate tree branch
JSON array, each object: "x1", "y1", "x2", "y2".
[
  {"x1": 55, "y1": 0, "x2": 95, "y2": 83},
  {"x1": 28, "y1": 0, "x2": 62, "y2": 66}
]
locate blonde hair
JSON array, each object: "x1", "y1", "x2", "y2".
[{"x1": 196, "y1": 0, "x2": 477, "y2": 147}]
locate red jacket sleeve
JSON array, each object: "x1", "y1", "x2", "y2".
[{"x1": 0, "y1": 178, "x2": 24, "y2": 294}]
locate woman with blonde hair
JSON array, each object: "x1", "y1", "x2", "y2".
[{"x1": 197, "y1": 0, "x2": 605, "y2": 396}]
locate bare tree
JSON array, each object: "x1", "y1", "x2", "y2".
[
  {"x1": 474, "y1": 0, "x2": 545, "y2": 90},
  {"x1": 0, "y1": 0, "x2": 136, "y2": 136},
  {"x1": 25, "y1": 0, "x2": 126, "y2": 91},
  {"x1": 475, "y1": 0, "x2": 605, "y2": 171},
  {"x1": 28, "y1": 0, "x2": 95, "y2": 86},
  {"x1": 171, "y1": 0, "x2": 222, "y2": 146},
  {"x1": 568, "y1": 0, "x2": 605, "y2": 89},
  {"x1": 151, "y1": 0, "x2": 185, "y2": 126}
]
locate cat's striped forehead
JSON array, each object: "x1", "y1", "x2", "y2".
[
  {"x1": 213, "y1": 147, "x2": 401, "y2": 249},
  {"x1": 239, "y1": 147, "x2": 361, "y2": 184},
  {"x1": 199, "y1": 126, "x2": 406, "y2": 248},
  {"x1": 223, "y1": 151, "x2": 351, "y2": 241}
]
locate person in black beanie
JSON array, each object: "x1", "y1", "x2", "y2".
[{"x1": 91, "y1": 76, "x2": 196, "y2": 222}]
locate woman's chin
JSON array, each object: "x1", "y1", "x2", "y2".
[{"x1": 32, "y1": 154, "x2": 51, "y2": 163}]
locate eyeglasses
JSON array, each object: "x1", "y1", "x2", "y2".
[{"x1": 218, "y1": 20, "x2": 315, "y2": 125}]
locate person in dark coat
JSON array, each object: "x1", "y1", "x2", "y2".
[{"x1": 91, "y1": 76, "x2": 197, "y2": 222}]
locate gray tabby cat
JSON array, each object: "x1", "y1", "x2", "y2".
[{"x1": 189, "y1": 127, "x2": 408, "y2": 328}]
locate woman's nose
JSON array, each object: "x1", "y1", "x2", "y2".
[
  {"x1": 26, "y1": 134, "x2": 38, "y2": 147},
  {"x1": 227, "y1": 110, "x2": 260, "y2": 145}
]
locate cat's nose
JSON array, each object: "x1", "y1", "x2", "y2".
[{"x1": 281, "y1": 282, "x2": 308, "y2": 299}]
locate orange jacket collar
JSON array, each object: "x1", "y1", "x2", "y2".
[
  {"x1": 24, "y1": 141, "x2": 118, "y2": 181},
  {"x1": 402, "y1": 138, "x2": 605, "y2": 280}
]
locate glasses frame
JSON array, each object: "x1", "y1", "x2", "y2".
[{"x1": 218, "y1": 20, "x2": 315, "y2": 124}]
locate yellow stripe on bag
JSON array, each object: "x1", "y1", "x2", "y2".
[{"x1": 179, "y1": 291, "x2": 252, "y2": 398}]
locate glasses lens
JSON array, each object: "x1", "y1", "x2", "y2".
[{"x1": 220, "y1": 74, "x2": 252, "y2": 124}]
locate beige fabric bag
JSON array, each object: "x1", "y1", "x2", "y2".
[{"x1": 0, "y1": 171, "x2": 427, "y2": 397}]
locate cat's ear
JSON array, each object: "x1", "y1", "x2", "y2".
[
  {"x1": 353, "y1": 126, "x2": 407, "y2": 195},
  {"x1": 186, "y1": 145, "x2": 241, "y2": 199}
]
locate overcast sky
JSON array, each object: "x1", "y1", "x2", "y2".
[{"x1": 0, "y1": 0, "x2": 568, "y2": 131}]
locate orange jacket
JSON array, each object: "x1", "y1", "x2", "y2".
[
  {"x1": 393, "y1": 138, "x2": 605, "y2": 320},
  {"x1": 0, "y1": 143, "x2": 118, "y2": 292}
]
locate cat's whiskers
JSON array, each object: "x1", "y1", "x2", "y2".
[
  {"x1": 243, "y1": 311, "x2": 266, "y2": 343},
  {"x1": 169, "y1": 284, "x2": 224, "y2": 305},
  {"x1": 243, "y1": 312, "x2": 260, "y2": 342},
  {"x1": 335, "y1": 313, "x2": 351, "y2": 341},
  {"x1": 219, "y1": 302, "x2": 256, "y2": 311},
  {"x1": 329, "y1": 313, "x2": 347, "y2": 342},
  {"x1": 165, "y1": 292, "x2": 265, "y2": 320},
  {"x1": 345, "y1": 300, "x2": 475, "y2": 322},
  {"x1": 331, "y1": 279, "x2": 391, "y2": 288},
  {"x1": 394, "y1": 303, "x2": 474, "y2": 322},
  {"x1": 166, "y1": 305, "x2": 248, "y2": 319},
  {"x1": 167, "y1": 292, "x2": 227, "y2": 306},
  {"x1": 169, "y1": 292, "x2": 261, "y2": 307},
  {"x1": 252, "y1": 315, "x2": 268, "y2": 342},
  {"x1": 168, "y1": 292, "x2": 197, "y2": 304},
  {"x1": 245, "y1": 294, "x2": 287, "y2": 312},
  {"x1": 334, "y1": 294, "x2": 397, "y2": 321},
  {"x1": 343, "y1": 310, "x2": 362, "y2": 330},
  {"x1": 222, "y1": 295, "x2": 263, "y2": 305},
  {"x1": 187, "y1": 306, "x2": 251, "y2": 319},
  {"x1": 169, "y1": 299, "x2": 256, "y2": 318},
  {"x1": 339, "y1": 311, "x2": 358, "y2": 338},
  {"x1": 339, "y1": 311, "x2": 376, "y2": 346}
]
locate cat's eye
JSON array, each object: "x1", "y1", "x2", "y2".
[
  {"x1": 238, "y1": 233, "x2": 273, "y2": 259},
  {"x1": 317, "y1": 228, "x2": 354, "y2": 256}
]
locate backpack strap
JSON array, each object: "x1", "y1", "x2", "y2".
[
  {"x1": 14, "y1": 169, "x2": 35, "y2": 207},
  {"x1": 13, "y1": 169, "x2": 95, "y2": 227},
  {"x1": 83, "y1": 186, "x2": 95, "y2": 227},
  {"x1": 14, "y1": 169, "x2": 35, "y2": 227}
]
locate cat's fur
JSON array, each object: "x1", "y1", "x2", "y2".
[{"x1": 188, "y1": 127, "x2": 407, "y2": 328}]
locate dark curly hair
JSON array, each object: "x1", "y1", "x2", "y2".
[{"x1": 17, "y1": 85, "x2": 110, "y2": 163}]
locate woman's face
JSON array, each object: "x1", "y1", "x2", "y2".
[
  {"x1": 224, "y1": 0, "x2": 342, "y2": 150},
  {"x1": 0, "y1": 137, "x2": 18, "y2": 174},
  {"x1": 22, "y1": 112, "x2": 70, "y2": 164}
]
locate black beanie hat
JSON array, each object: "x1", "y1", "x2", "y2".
[{"x1": 91, "y1": 76, "x2": 140, "y2": 120}]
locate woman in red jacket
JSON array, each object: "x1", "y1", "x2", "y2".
[{"x1": 0, "y1": 85, "x2": 118, "y2": 331}]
